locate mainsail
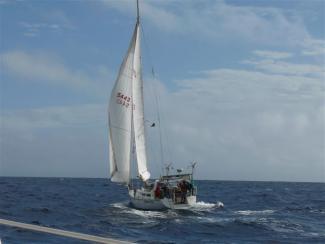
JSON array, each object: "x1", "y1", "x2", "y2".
[{"x1": 109, "y1": 17, "x2": 150, "y2": 183}]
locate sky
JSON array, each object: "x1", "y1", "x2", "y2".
[{"x1": 0, "y1": 0, "x2": 324, "y2": 182}]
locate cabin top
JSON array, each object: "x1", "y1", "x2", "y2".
[{"x1": 160, "y1": 173, "x2": 192, "y2": 182}]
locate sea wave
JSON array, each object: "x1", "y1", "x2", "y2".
[
  {"x1": 110, "y1": 202, "x2": 177, "y2": 219},
  {"x1": 1, "y1": 178, "x2": 324, "y2": 243},
  {"x1": 190, "y1": 201, "x2": 224, "y2": 211},
  {"x1": 235, "y1": 209, "x2": 275, "y2": 215},
  {"x1": 124, "y1": 208, "x2": 169, "y2": 219}
]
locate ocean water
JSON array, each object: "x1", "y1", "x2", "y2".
[{"x1": 0, "y1": 178, "x2": 324, "y2": 243}]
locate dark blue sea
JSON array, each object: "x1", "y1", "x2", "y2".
[{"x1": 0, "y1": 178, "x2": 324, "y2": 243}]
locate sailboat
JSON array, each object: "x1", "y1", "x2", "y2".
[{"x1": 108, "y1": 0, "x2": 197, "y2": 210}]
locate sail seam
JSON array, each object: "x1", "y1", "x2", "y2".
[{"x1": 110, "y1": 125, "x2": 132, "y2": 133}]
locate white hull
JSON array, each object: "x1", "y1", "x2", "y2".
[
  {"x1": 129, "y1": 189, "x2": 196, "y2": 210},
  {"x1": 130, "y1": 196, "x2": 166, "y2": 210},
  {"x1": 161, "y1": 195, "x2": 196, "y2": 210},
  {"x1": 129, "y1": 189, "x2": 166, "y2": 210}
]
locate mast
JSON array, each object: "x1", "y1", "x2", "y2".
[{"x1": 136, "y1": 0, "x2": 140, "y2": 23}]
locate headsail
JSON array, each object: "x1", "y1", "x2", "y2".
[
  {"x1": 132, "y1": 21, "x2": 150, "y2": 181},
  {"x1": 108, "y1": 24, "x2": 138, "y2": 184}
]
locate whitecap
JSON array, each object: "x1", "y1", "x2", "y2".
[
  {"x1": 191, "y1": 201, "x2": 224, "y2": 210},
  {"x1": 110, "y1": 202, "x2": 129, "y2": 209},
  {"x1": 174, "y1": 218, "x2": 183, "y2": 223},
  {"x1": 196, "y1": 216, "x2": 218, "y2": 223},
  {"x1": 125, "y1": 208, "x2": 167, "y2": 218},
  {"x1": 268, "y1": 219, "x2": 304, "y2": 234},
  {"x1": 235, "y1": 209, "x2": 275, "y2": 215},
  {"x1": 195, "y1": 201, "x2": 216, "y2": 208}
]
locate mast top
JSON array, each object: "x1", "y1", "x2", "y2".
[{"x1": 136, "y1": 0, "x2": 140, "y2": 23}]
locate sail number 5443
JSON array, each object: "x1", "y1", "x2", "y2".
[{"x1": 116, "y1": 92, "x2": 133, "y2": 109}]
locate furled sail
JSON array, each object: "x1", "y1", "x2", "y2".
[
  {"x1": 108, "y1": 24, "x2": 138, "y2": 184},
  {"x1": 132, "y1": 22, "x2": 150, "y2": 181}
]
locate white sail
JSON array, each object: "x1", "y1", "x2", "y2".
[
  {"x1": 132, "y1": 22, "x2": 150, "y2": 181},
  {"x1": 108, "y1": 24, "x2": 138, "y2": 184}
]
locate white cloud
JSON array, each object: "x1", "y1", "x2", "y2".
[
  {"x1": 143, "y1": 55, "x2": 325, "y2": 181},
  {"x1": 102, "y1": 0, "x2": 181, "y2": 32},
  {"x1": 243, "y1": 58, "x2": 325, "y2": 78},
  {"x1": 301, "y1": 38, "x2": 325, "y2": 57},
  {"x1": 45, "y1": 10, "x2": 76, "y2": 30},
  {"x1": 20, "y1": 21, "x2": 62, "y2": 37},
  {"x1": 253, "y1": 50, "x2": 293, "y2": 60},
  {"x1": 102, "y1": 0, "x2": 325, "y2": 63},
  {"x1": 0, "y1": 104, "x2": 108, "y2": 177},
  {"x1": 19, "y1": 10, "x2": 75, "y2": 37},
  {"x1": 1, "y1": 50, "x2": 111, "y2": 96},
  {"x1": 104, "y1": 0, "x2": 315, "y2": 47},
  {"x1": 2, "y1": 58, "x2": 324, "y2": 180},
  {"x1": 1, "y1": 104, "x2": 106, "y2": 130},
  {"x1": 176, "y1": 68, "x2": 324, "y2": 104}
]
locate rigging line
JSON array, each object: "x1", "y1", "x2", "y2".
[
  {"x1": 140, "y1": 23, "x2": 165, "y2": 170},
  {"x1": 130, "y1": 111, "x2": 136, "y2": 184},
  {"x1": 152, "y1": 68, "x2": 164, "y2": 170},
  {"x1": 154, "y1": 78, "x2": 176, "y2": 166},
  {"x1": 141, "y1": 27, "x2": 175, "y2": 167},
  {"x1": 0, "y1": 218, "x2": 131, "y2": 244},
  {"x1": 130, "y1": 33, "x2": 136, "y2": 184}
]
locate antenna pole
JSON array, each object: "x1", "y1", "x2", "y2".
[{"x1": 136, "y1": 0, "x2": 140, "y2": 23}]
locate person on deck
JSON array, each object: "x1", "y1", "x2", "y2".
[
  {"x1": 179, "y1": 180, "x2": 187, "y2": 204},
  {"x1": 154, "y1": 184, "x2": 161, "y2": 199}
]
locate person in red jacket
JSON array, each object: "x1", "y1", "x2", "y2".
[{"x1": 155, "y1": 184, "x2": 161, "y2": 198}]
